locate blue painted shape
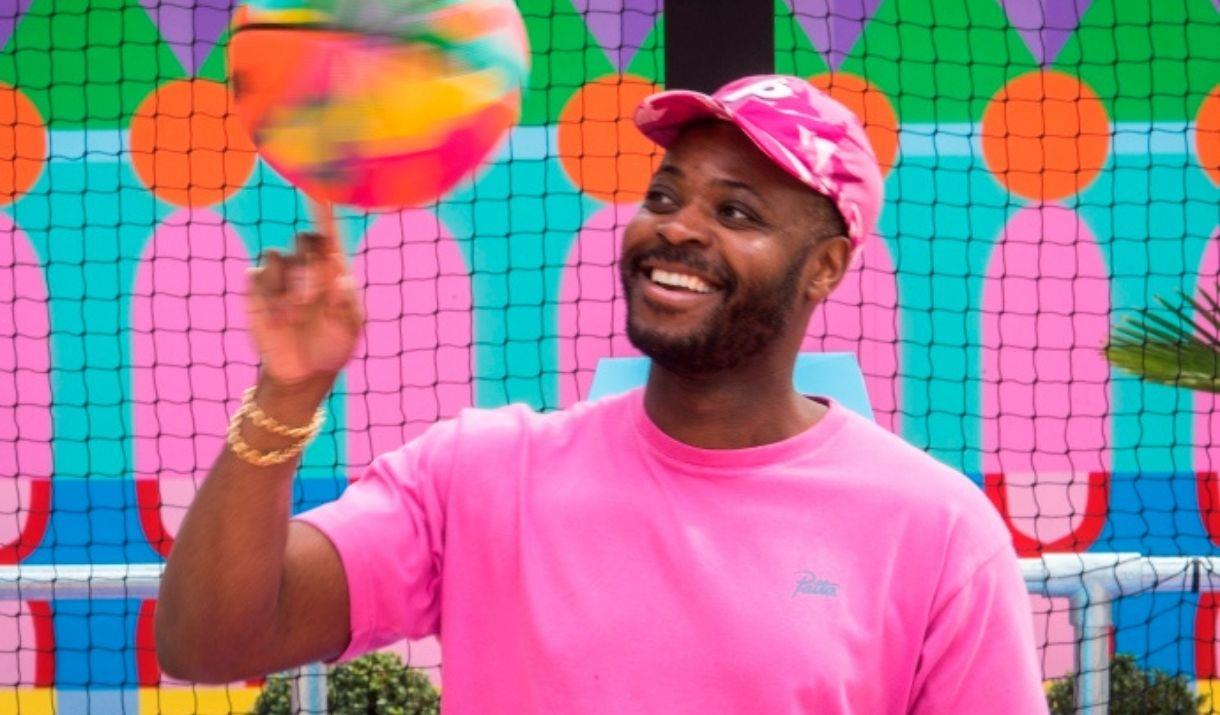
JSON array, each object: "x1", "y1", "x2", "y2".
[
  {"x1": 293, "y1": 475, "x2": 349, "y2": 515},
  {"x1": 1114, "y1": 591, "x2": 1202, "y2": 678},
  {"x1": 26, "y1": 476, "x2": 349, "y2": 567},
  {"x1": 587, "y1": 353, "x2": 875, "y2": 422},
  {"x1": 28, "y1": 479, "x2": 162, "y2": 566},
  {"x1": 1098, "y1": 471, "x2": 1219, "y2": 557},
  {"x1": 53, "y1": 599, "x2": 142, "y2": 689},
  {"x1": 56, "y1": 688, "x2": 139, "y2": 712}
]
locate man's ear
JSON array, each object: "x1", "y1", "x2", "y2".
[{"x1": 804, "y1": 235, "x2": 854, "y2": 303}]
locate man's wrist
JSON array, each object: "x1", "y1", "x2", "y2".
[{"x1": 253, "y1": 371, "x2": 337, "y2": 428}]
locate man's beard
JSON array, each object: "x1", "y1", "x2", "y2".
[{"x1": 621, "y1": 244, "x2": 809, "y2": 374}]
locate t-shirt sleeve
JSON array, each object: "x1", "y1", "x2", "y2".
[
  {"x1": 907, "y1": 543, "x2": 1048, "y2": 714},
  {"x1": 292, "y1": 421, "x2": 457, "y2": 662}
]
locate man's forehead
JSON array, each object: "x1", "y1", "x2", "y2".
[
  {"x1": 660, "y1": 122, "x2": 814, "y2": 196},
  {"x1": 658, "y1": 120, "x2": 846, "y2": 234}
]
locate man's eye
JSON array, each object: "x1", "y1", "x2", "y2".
[
  {"x1": 720, "y1": 203, "x2": 757, "y2": 223},
  {"x1": 645, "y1": 190, "x2": 676, "y2": 209}
]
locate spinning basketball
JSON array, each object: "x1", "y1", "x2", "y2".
[{"x1": 228, "y1": 0, "x2": 529, "y2": 208}]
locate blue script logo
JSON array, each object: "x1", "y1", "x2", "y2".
[{"x1": 793, "y1": 571, "x2": 839, "y2": 598}]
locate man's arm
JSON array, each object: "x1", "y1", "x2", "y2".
[
  {"x1": 157, "y1": 228, "x2": 366, "y2": 682},
  {"x1": 155, "y1": 376, "x2": 351, "y2": 683},
  {"x1": 907, "y1": 546, "x2": 1049, "y2": 714}
]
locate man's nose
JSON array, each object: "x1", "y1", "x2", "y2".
[{"x1": 657, "y1": 205, "x2": 711, "y2": 246}]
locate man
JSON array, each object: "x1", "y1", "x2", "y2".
[{"x1": 157, "y1": 75, "x2": 1048, "y2": 713}]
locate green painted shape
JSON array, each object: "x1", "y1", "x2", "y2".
[
  {"x1": 517, "y1": 0, "x2": 615, "y2": 125},
  {"x1": 1056, "y1": 0, "x2": 1220, "y2": 121},
  {"x1": 843, "y1": 0, "x2": 1038, "y2": 122},
  {"x1": 774, "y1": 0, "x2": 830, "y2": 78},
  {"x1": 0, "y1": 0, "x2": 185, "y2": 128},
  {"x1": 195, "y1": 28, "x2": 234, "y2": 83},
  {"x1": 623, "y1": 16, "x2": 663, "y2": 84}
]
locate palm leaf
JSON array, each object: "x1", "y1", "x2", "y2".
[{"x1": 1104, "y1": 287, "x2": 1220, "y2": 393}]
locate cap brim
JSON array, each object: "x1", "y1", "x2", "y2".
[{"x1": 633, "y1": 90, "x2": 732, "y2": 147}]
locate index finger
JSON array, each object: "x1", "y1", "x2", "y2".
[{"x1": 308, "y1": 199, "x2": 345, "y2": 264}]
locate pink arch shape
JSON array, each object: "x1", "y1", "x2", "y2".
[
  {"x1": 802, "y1": 239, "x2": 901, "y2": 433},
  {"x1": 1193, "y1": 228, "x2": 1220, "y2": 546},
  {"x1": 0, "y1": 600, "x2": 53, "y2": 687},
  {"x1": 557, "y1": 204, "x2": 641, "y2": 407},
  {"x1": 0, "y1": 214, "x2": 53, "y2": 689},
  {"x1": 345, "y1": 209, "x2": 472, "y2": 677},
  {"x1": 132, "y1": 209, "x2": 258, "y2": 557},
  {"x1": 0, "y1": 214, "x2": 51, "y2": 564},
  {"x1": 981, "y1": 205, "x2": 1111, "y2": 556},
  {"x1": 1028, "y1": 594, "x2": 1075, "y2": 680},
  {"x1": 346, "y1": 209, "x2": 473, "y2": 470}
]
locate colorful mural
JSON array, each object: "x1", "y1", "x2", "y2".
[{"x1": 0, "y1": 0, "x2": 1217, "y2": 710}]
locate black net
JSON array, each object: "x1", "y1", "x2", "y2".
[{"x1": 0, "y1": 0, "x2": 1217, "y2": 711}]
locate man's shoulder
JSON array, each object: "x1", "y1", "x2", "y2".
[
  {"x1": 423, "y1": 388, "x2": 639, "y2": 449},
  {"x1": 831, "y1": 407, "x2": 1010, "y2": 552}
]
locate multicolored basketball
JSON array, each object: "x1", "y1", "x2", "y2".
[{"x1": 228, "y1": 0, "x2": 529, "y2": 208}]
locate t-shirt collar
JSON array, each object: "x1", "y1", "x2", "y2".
[{"x1": 630, "y1": 388, "x2": 849, "y2": 470}]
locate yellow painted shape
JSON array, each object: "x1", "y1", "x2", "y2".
[
  {"x1": 0, "y1": 688, "x2": 55, "y2": 715},
  {"x1": 1197, "y1": 679, "x2": 1219, "y2": 714},
  {"x1": 139, "y1": 686, "x2": 263, "y2": 715}
]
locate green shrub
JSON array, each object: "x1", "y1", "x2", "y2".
[
  {"x1": 253, "y1": 652, "x2": 439, "y2": 715},
  {"x1": 1046, "y1": 653, "x2": 1205, "y2": 714}
]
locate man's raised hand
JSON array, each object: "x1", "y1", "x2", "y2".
[{"x1": 247, "y1": 230, "x2": 364, "y2": 389}]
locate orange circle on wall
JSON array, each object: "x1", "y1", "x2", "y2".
[
  {"x1": 558, "y1": 75, "x2": 661, "y2": 203},
  {"x1": 129, "y1": 79, "x2": 257, "y2": 207},
  {"x1": 0, "y1": 84, "x2": 47, "y2": 206},
  {"x1": 980, "y1": 70, "x2": 1110, "y2": 202},
  {"x1": 1197, "y1": 89, "x2": 1220, "y2": 186},
  {"x1": 809, "y1": 73, "x2": 899, "y2": 176}
]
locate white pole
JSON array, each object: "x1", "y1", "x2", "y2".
[{"x1": 0, "y1": 563, "x2": 164, "y2": 599}]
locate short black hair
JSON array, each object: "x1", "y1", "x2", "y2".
[{"x1": 804, "y1": 190, "x2": 848, "y2": 243}]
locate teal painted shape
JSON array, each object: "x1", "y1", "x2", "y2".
[
  {"x1": 1079, "y1": 155, "x2": 1220, "y2": 555},
  {"x1": 883, "y1": 153, "x2": 1015, "y2": 475},
  {"x1": 587, "y1": 353, "x2": 876, "y2": 422},
  {"x1": 437, "y1": 125, "x2": 601, "y2": 412},
  {"x1": 6, "y1": 160, "x2": 167, "y2": 481}
]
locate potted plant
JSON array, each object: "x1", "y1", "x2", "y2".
[
  {"x1": 1046, "y1": 653, "x2": 1205, "y2": 714},
  {"x1": 253, "y1": 652, "x2": 440, "y2": 715}
]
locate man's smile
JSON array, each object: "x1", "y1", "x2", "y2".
[{"x1": 628, "y1": 258, "x2": 728, "y2": 316}]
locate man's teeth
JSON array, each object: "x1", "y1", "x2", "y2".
[{"x1": 650, "y1": 268, "x2": 714, "y2": 294}]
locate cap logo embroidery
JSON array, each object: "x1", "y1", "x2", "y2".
[
  {"x1": 722, "y1": 78, "x2": 796, "y2": 104},
  {"x1": 798, "y1": 125, "x2": 838, "y2": 175}
]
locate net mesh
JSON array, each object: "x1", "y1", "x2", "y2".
[{"x1": 0, "y1": 0, "x2": 1217, "y2": 711}]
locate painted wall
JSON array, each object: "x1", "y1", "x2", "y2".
[{"x1": 0, "y1": 0, "x2": 1217, "y2": 710}]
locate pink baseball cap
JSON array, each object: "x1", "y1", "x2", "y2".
[{"x1": 633, "y1": 74, "x2": 885, "y2": 249}]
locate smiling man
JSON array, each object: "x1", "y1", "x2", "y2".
[{"x1": 157, "y1": 75, "x2": 1048, "y2": 714}]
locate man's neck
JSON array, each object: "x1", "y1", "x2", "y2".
[{"x1": 642, "y1": 359, "x2": 826, "y2": 450}]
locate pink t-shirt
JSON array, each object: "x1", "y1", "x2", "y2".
[{"x1": 296, "y1": 389, "x2": 1047, "y2": 714}]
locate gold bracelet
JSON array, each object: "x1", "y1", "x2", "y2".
[
  {"x1": 241, "y1": 386, "x2": 326, "y2": 439},
  {"x1": 227, "y1": 403, "x2": 311, "y2": 468}
]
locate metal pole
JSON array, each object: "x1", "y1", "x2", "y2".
[
  {"x1": 1070, "y1": 584, "x2": 1113, "y2": 714},
  {"x1": 9, "y1": 553, "x2": 1220, "y2": 714},
  {"x1": 292, "y1": 663, "x2": 329, "y2": 714},
  {"x1": 0, "y1": 563, "x2": 164, "y2": 599}
]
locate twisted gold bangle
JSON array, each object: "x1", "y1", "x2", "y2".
[
  {"x1": 227, "y1": 403, "x2": 312, "y2": 468},
  {"x1": 241, "y1": 386, "x2": 325, "y2": 439}
]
